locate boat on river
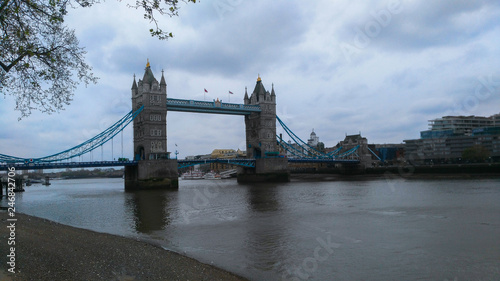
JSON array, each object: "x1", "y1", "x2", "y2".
[
  {"x1": 181, "y1": 170, "x2": 204, "y2": 180},
  {"x1": 203, "y1": 171, "x2": 221, "y2": 180}
]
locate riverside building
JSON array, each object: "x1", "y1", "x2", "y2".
[{"x1": 404, "y1": 113, "x2": 500, "y2": 164}]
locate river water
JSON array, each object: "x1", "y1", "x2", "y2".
[{"x1": 10, "y1": 176, "x2": 500, "y2": 280}]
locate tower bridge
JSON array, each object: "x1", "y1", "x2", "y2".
[
  {"x1": 1, "y1": 61, "x2": 364, "y2": 189},
  {"x1": 125, "y1": 62, "x2": 289, "y2": 189}
]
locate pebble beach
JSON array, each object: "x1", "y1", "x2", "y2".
[{"x1": 0, "y1": 212, "x2": 248, "y2": 281}]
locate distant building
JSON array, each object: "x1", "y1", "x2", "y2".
[
  {"x1": 281, "y1": 140, "x2": 306, "y2": 158},
  {"x1": 373, "y1": 144, "x2": 405, "y2": 163},
  {"x1": 325, "y1": 134, "x2": 380, "y2": 166},
  {"x1": 209, "y1": 148, "x2": 245, "y2": 171},
  {"x1": 210, "y1": 149, "x2": 245, "y2": 159},
  {"x1": 421, "y1": 115, "x2": 494, "y2": 138},
  {"x1": 280, "y1": 130, "x2": 323, "y2": 158},
  {"x1": 404, "y1": 113, "x2": 500, "y2": 163},
  {"x1": 185, "y1": 154, "x2": 211, "y2": 160},
  {"x1": 307, "y1": 129, "x2": 320, "y2": 147},
  {"x1": 338, "y1": 134, "x2": 376, "y2": 164}
]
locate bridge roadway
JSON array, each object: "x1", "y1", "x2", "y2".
[
  {"x1": 0, "y1": 158, "x2": 359, "y2": 171},
  {"x1": 0, "y1": 161, "x2": 138, "y2": 171}
]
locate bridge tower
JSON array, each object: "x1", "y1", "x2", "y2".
[
  {"x1": 131, "y1": 60, "x2": 168, "y2": 161},
  {"x1": 125, "y1": 61, "x2": 178, "y2": 190},
  {"x1": 238, "y1": 76, "x2": 289, "y2": 182}
]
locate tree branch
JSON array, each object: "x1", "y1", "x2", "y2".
[
  {"x1": 0, "y1": 0, "x2": 12, "y2": 16},
  {"x1": 0, "y1": 52, "x2": 28, "y2": 72}
]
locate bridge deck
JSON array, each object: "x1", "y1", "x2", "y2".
[
  {"x1": 287, "y1": 158, "x2": 360, "y2": 164},
  {"x1": 0, "y1": 158, "x2": 359, "y2": 171},
  {"x1": 0, "y1": 161, "x2": 138, "y2": 171}
]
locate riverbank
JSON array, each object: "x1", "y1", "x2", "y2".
[
  {"x1": 291, "y1": 170, "x2": 500, "y2": 181},
  {"x1": 289, "y1": 163, "x2": 500, "y2": 181},
  {"x1": 0, "y1": 212, "x2": 247, "y2": 281}
]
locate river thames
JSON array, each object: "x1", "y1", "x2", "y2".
[{"x1": 13, "y1": 176, "x2": 500, "y2": 280}]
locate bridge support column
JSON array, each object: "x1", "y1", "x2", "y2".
[
  {"x1": 125, "y1": 159, "x2": 178, "y2": 190},
  {"x1": 1, "y1": 177, "x2": 24, "y2": 195},
  {"x1": 237, "y1": 158, "x2": 290, "y2": 183},
  {"x1": 338, "y1": 163, "x2": 365, "y2": 175}
]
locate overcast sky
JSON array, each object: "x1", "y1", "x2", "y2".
[{"x1": 2, "y1": 0, "x2": 500, "y2": 160}]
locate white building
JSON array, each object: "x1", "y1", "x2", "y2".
[{"x1": 307, "y1": 129, "x2": 319, "y2": 147}]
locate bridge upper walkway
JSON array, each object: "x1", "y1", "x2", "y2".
[
  {"x1": 166, "y1": 98, "x2": 261, "y2": 115},
  {"x1": 0, "y1": 161, "x2": 138, "y2": 171}
]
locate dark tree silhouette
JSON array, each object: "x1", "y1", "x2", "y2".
[{"x1": 0, "y1": 0, "x2": 196, "y2": 118}]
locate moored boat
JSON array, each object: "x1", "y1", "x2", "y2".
[
  {"x1": 203, "y1": 171, "x2": 221, "y2": 180},
  {"x1": 181, "y1": 170, "x2": 204, "y2": 180}
]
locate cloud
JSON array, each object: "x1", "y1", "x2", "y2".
[
  {"x1": 374, "y1": 0, "x2": 500, "y2": 50},
  {"x1": 2, "y1": 0, "x2": 500, "y2": 160}
]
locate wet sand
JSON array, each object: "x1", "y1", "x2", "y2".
[{"x1": 0, "y1": 212, "x2": 248, "y2": 281}]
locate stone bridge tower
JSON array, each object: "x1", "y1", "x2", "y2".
[
  {"x1": 131, "y1": 60, "x2": 168, "y2": 161},
  {"x1": 239, "y1": 76, "x2": 289, "y2": 182},
  {"x1": 244, "y1": 76, "x2": 277, "y2": 158},
  {"x1": 126, "y1": 61, "x2": 178, "y2": 190}
]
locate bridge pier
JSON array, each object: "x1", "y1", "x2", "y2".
[
  {"x1": 125, "y1": 160, "x2": 178, "y2": 190},
  {"x1": 337, "y1": 163, "x2": 365, "y2": 175},
  {"x1": 1, "y1": 177, "x2": 24, "y2": 196},
  {"x1": 237, "y1": 158, "x2": 290, "y2": 183}
]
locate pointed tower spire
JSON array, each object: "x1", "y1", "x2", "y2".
[
  {"x1": 244, "y1": 86, "x2": 249, "y2": 104},
  {"x1": 160, "y1": 69, "x2": 167, "y2": 94},
  {"x1": 271, "y1": 83, "x2": 275, "y2": 96},
  {"x1": 160, "y1": 69, "x2": 166, "y2": 86},
  {"x1": 142, "y1": 59, "x2": 156, "y2": 88},
  {"x1": 253, "y1": 75, "x2": 266, "y2": 96},
  {"x1": 131, "y1": 74, "x2": 137, "y2": 90}
]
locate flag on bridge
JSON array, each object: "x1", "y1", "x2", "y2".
[
  {"x1": 204, "y1": 88, "x2": 208, "y2": 93},
  {"x1": 229, "y1": 91, "x2": 233, "y2": 94}
]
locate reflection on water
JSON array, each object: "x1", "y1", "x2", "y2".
[
  {"x1": 244, "y1": 184, "x2": 284, "y2": 273},
  {"x1": 245, "y1": 184, "x2": 281, "y2": 213},
  {"x1": 10, "y1": 177, "x2": 500, "y2": 280},
  {"x1": 125, "y1": 190, "x2": 172, "y2": 233}
]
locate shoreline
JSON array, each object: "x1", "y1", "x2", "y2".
[
  {"x1": 290, "y1": 163, "x2": 500, "y2": 181},
  {"x1": 290, "y1": 171, "x2": 500, "y2": 181},
  {"x1": 0, "y1": 212, "x2": 248, "y2": 281}
]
